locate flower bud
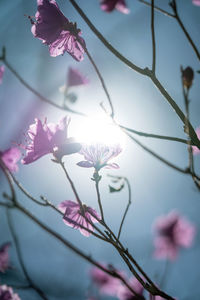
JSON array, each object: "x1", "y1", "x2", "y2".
[{"x1": 182, "y1": 66, "x2": 194, "y2": 89}]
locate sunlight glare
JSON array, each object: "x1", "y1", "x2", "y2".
[{"x1": 72, "y1": 116, "x2": 126, "y2": 147}]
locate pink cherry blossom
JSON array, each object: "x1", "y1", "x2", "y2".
[
  {"x1": 0, "y1": 148, "x2": 21, "y2": 172},
  {"x1": 30, "y1": 0, "x2": 85, "y2": 61},
  {"x1": 117, "y1": 277, "x2": 145, "y2": 300},
  {"x1": 153, "y1": 211, "x2": 196, "y2": 260},
  {"x1": 192, "y1": 127, "x2": 200, "y2": 155},
  {"x1": 100, "y1": 0, "x2": 129, "y2": 14},
  {"x1": 22, "y1": 116, "x2": 80, "y2": 164},
  {"x1": 77, "y1": 143, "x2": 122, "y2": 171},
  {"x1": 0, "y1": 65, "x2": 5, "y2": 84},
  {"x1": 192, "y1": 0, "x2": 200, "y2": 6},
  {"x1": 90, "y1": 266, "x2": 121, "y2": 296},
  {"x1": 0, "y1": 285, "x2": 21, "y2": 300},
  {"x1": 58, "y1": 200, "x2": 101, "y2": 237},
  {"x1": 67, "y1": 67, "x2": 89, "y2": 88},
  {"x1": 0, "y1": 243, "x2": 10, "y2": 273}
]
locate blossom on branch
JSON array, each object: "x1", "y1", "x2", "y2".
[
  {"x1": 0, "y1": 243, "x2": 10, "y2": 273},
  {"x1": 58, "y1": 200, "x2": 100, "y2": 237},
  {"x1": 22, "y1": 117, "x2": 81, "y2": 164},
  {"x1": 30, "y1": 0, "x2": 85, "y2": 61},
  {"x1": 0, "y1": 65, "x2": 5, "y2": 84},
  {"x1": 100, "y1": 0, "x2": 129, "y2": 14},
  {"x1": 153, "y1": 211, "x2": 195, "y2": 260},
  {"x1": 77, "y1": 143, "x2": 122, "y2": 171},
  {"x1": 0, "y1": 285, "x2": 20, "y2": 300},
  {"x1": 0, "y1": 148, "x2": 21, "y2": 172}
]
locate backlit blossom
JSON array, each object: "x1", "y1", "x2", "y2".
[
  {"x1": 0, "y1": 243, "x2": 10, "y2": 273},
  {"x1": 77, "y1": 143, "x2": 122, "y2": 171},
  {"x1": 67, "y1": 67, "x2": 89, "y2": 88},
  {"x1": 90, "y1": 266, "x2": 121, "y2": 296},
  {"x1": 192, "y1": 0, "x2": 200, "y2": 6},
  {"x1": 117, "y1": 277, "x2": 145, "y2": 300},
  {"x1": 0, "y1": 285, "x2": 20, "y2": 300},
  {"x1": 192, "y1": 127, "x2": 200, "y2": 155},
  {"x1": 30, "y1": 0, "x2": 85, "y2": 61},
  {"x1": 58, "y1": 200, "x2": 100, "y2": 237},
  {"x1": 0, "y1": 65, "x2": 5, "y2": 84},
  {"x1": 153, "y1": 211, "x2": 195, "y2": 260},
  {"x1": 22, "y1": 117, "x2": 81, "y2": 164},
  {"x1": 100, "y1": 0, "x2": 129, "y2": 14},
  {"x1": 0, "y1": 148, "x2": 21, "y2": 172}
]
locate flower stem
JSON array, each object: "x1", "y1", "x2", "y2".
[
  {"x1": 85, "y1": 48, "x2": 114, "y2": 118},
  {"x1": 117, "y1": 177, "x2": 132, "y2": 239},
  {"x1": 94, "y1": 171, "x2": 105, "y2": 222},
  {"x1": 60, "y1": 161, "x2": 82, "y2": 207}
]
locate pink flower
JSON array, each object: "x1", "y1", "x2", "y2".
[
  {"x1": 90, "y1": 266, "x2": 121, "y2": 296},
  {"x1": 67, "y1": 67, "x2": 89, "y2": 88},
  {"x1": 117, "y1": 277, "x2": 145, "y2": 300},
  {"x1": 192, "y1": 0, "x2": 200, "y2": 6},
  {"x1": 77, "y1": 143, "x2": 122, "y2": 171},
  {"x1": 0, "y1": 285, "x2": 21, "y2": 300},
  {"x1": 58, "y1": 200, "x2": 101, "y2": 237},
  {"x1": 0, "y1": 243, "x2": 10, "y2": 273},
  {"x1": 22, "y1": 117, "x2": 81, "y2": 164},
  {"x1": 0, "y1": 148, "x2": 21, "y2": 172},
  {"x1": 30, "y1": 0, "x2": 85, "y2": 61},
  {"x1": 100, "y1": 0, "x2": 129, "y2": 14},
  {"x1": 192, "y1": 127, "x2": 200, "y2": 155},
  {"x1": 153, "y1": 211, "x2": 196, "y2": 260},
  {"x1": 0, "y1": 66, "x2": 5, "y2": 84}
]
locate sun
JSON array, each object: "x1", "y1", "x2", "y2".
[{"x1": 72, "y1": 115, "x2": 126, "y2": 147}]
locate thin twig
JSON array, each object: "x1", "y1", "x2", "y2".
[
  {"x1": 139, "y1": 0, "x2": 200, "y2": 61},
  {"x1": 107, "y1": 174, "x2": 132, "y2": 239},
  {"x1": 59, "y1": 161, "x2": 82, "y2": 207},
  {"x1": 181, "y1": 69, "x2": 200, "y2": 189},
  {"x1": 117, "y1": 178, "x2": 132, "y2": 239},
  {"x1": 119, "y1": 124, "x2": 188, "y2": 144},
  {"x1": 8, "y1": 172, "x2": 48, "y2": 206},
  {"x1": 139, "y1": 0, "x2": 175, "y2": 18},
  {"x1": 0, "y1": 200, "x2": 14, "y2": 208},
  {"x1": 69, "y1": 0, "x2": 146, "y2": 75},
  {"x1": 94, "y1": 172, "x2": 105, "y2": 222},
  {"x1": 170, "y1": 0, "x2": 200, "y2": 61},
  {"x1": 6, "y1": 209, "x2": 49, "y2": 300},
  {"x1": 124, "y1": 130, "x2": 189, "y2": 174},
  {"x1": 151, "y1": 0, "x2": 156, "y2": 73},
  {"x1": 0, "y1": 160, "x2": 17, "y2": 202},
  {"x1": 85, "y1": 48, "x2": 114, "y2": 118}
]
